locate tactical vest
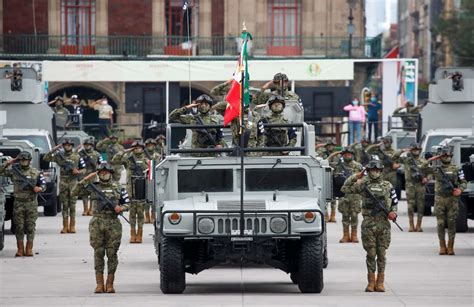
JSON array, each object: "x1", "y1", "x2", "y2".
[{"x1": 12, "y1": 167, "x2": 39, "y2": 199}]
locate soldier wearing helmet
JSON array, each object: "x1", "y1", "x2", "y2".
[
  {"x1": 393, "y1": 100, "x2": 427, "y2": 129},
  {"x1": 73, "y1": 163, "x2": 130, "y2": 293},
  {"x1": 96, "y1": 133, "x2": 124, "y2": 182},
  {"x1": 421, "y1": 146, "x2": 467, "y2": 256},
  {"x1": 77, "y1": 137, "x2": 102, "y2": 216},
  {"x1": 366, "y1": 136, "x2": 400, "y2": 188},
  {"x1": 350, "y1": 137, "x2": 372, "y2": 165},
  {"x1": 111, "y1": 140, "x2": 149, "y2": 243},
  {"x1": 155, "y1": 135, "x2": 166, "y2": 158},
  {"x1": 44, "y1": 139, "x2": 85, "y2": 234},
  {"x1": 0, "y1": 151, "x2": 46, "y2": 257},
  {"x1": 169, "y1": 94, "x2": 225, "y2": 155},
  {"x1": 252, "y1": 72, "x2": 301, "y2": 112},
  {"x1": 393, "y1": 142, "x2": 427, "y2": 232},
  {"x1": 342, "y1": 159, "x2": 398, "y2": 293},
  {"x1": 257, "y1": 95, "x2": 297, "y2": 156},
  {"x1": 143, "y1": 138, "x2": 160, "y2": 224},
  {"x1": 328, "y1": 147, "x2": 363, "y2": 243}
]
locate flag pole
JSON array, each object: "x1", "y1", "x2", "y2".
[{"x1": 239, "y1": 24, "x2": 247, "y2": 237}]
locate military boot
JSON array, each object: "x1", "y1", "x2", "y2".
[
  {"x1": 144, "y1": 212, "x2": 150, "y2": 224},
  {"x1": 365, "y1": 273, "x2": 376, "y2": 292},
  {"x1": 68, "y1": 217, "x2": 76, "y2": 233},
  {"x1": 15, "y1": 240, "x2": 24, "y2": 257},
  {"x1": 136, "y1": 227, "x2": 143, "y2": 244},
  {"x1": 408, "y1": 215, "x2": 415, "y2": 232},
  {"x1": 25, "y1": 240, "x2": 34, "y2": 257},
  {"x1": 415, "y1": 217, "x2": 423, "y2": 232},
  {"x1": 106, "y1": 274, "x2": 115, "y2": 293},
  {"x1": 439, "y1": 240, "x2": 447, "y2": 255},
  {"x1": 447, "y1": 239, "x2": 455, "y2": 255},
  {"x1": 95, "y1": 273, "x2": 105, "y2": 293},
  {"x1": 130, "y1": 227, "x2": 136, "y2": 243},
  {"x1": 60, "y1": 218, "x2": 69, "y2": 234},
  {"x1": 339, "y1": 225, "x2": 351, "y2": 243},
  {"x1": 351, "y1": 226, "x2": 359, "y2": 243},
  {"x1": 375, "y1": 272, "x2": 385, "y2": 292}
]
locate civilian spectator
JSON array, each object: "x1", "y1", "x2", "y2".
[
  {"x1": 344, "y1": 98, "x2": 366, "y2": 145},
  {"x1": 90, "y1": 97, "x2": 114, "y2": 138},
  {"x1": 365, "y1": 95, "x2": 382, "y2": 142}
]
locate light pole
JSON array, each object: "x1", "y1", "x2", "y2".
[{"x1": 347, "y1": 0, "x2": 357, "y2": 58}]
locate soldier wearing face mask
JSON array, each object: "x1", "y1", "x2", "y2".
[
  {"x1": 169, "y1": 94, "x2": 225, "y2": 155},
  {"x1": 366, "y1": 136, "x2": 400, "y2": 188},
  {"x1": 421, "y1": 147, "x2": 467, "y2": 256},
  {"x1": 257, "y1": 95, "x2": 297, "y2": 156},
  {"x1": 78, "y1": 138, "x2": 102, "y2": 216},
  {"x1": 96, "y1": 134, "x2": 124, "y2": 182}
]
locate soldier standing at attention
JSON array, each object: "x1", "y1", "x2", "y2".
[
  {"x1": 393, "y1": 142, "x2": 427, "y2": 232},
  {"x1": 0, "y1": 152, "x2": 46, "y2": 257},
  {"x1": 421, "y1": 147, "x2": 466, "y2": 255},
  {"x1": 111, "y1": 141, "x2": 149, "y2": 243},
  {"x1": 155, "y1": 135, "x2": 167, "y2": 158},
  {"x1": 143, "y1": 138, "x2": 160, "y2": 224},
  {"x1": 343, "y1": 160, "x2": 398, "y2": 292},
  {"x1": 253, "y1": 73, "x2": 300, "y2": 106},
  {"x1": 366, "y1": 136, "x2": 400, "y2": 188},
  {"x1": 329, "y1": 147, "x2": 363, "y2": 243},
  {"x1": 73, "y1": 163, "x2": 130, "y2": 293},
  {"x1": 349, "y1": 137, "x2": 372, "y2": 166},
  {"x1": 44, "y1": 139, "x2": 85, "y2": 234},
  {"x1": 96, "y1": 134, "x2": 124, "y2": 182},
  {"x1": 78, "y1": 137, "x2": 102, "y2": 216}
]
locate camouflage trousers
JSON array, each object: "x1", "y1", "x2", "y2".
[
  {"x1": 338, "y1": 194, "x2": 361, "y2": 228},
  {"x1": 406, "y1": 183, "x2": 425, "y2": 218},
  {"x1": 329, "y1": 199, "x2": 337, "y2": 213},
  {"x1": 13, "y1": 199, "x2": 38, "y2": 241},
  {"x1": 434, "y1": 195, "x2": 459, "y2": 241},
  {"x1": 112, "y1": 165, "x2": 122, "y2": 182},
  {"x1": 129, "y1": 200, "x2": 145, "y2": 228},
  {"x1": 89, "y1": 216, "x2": 122, "y2": 274},
  {"x1": 361, "y1": 216, "x2": 391, "y2": 273},
  {"x1": 382, "y1": 170, "x2": 397, "y2": 188},
  {"x1": 59, "y1": 179, "x2": 78, "y2": 219},
  {"x1": 144, "y1": 202, "x2": 151, "y2": 212}
]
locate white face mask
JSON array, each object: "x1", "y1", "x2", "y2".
[{"x1": 352, "y1": 100, "x2": 358, "y2": 105}]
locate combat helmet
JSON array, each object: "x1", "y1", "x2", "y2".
[
  {"x1": 195, "y1": 94, "x2": 214, "y2": 105},
  {"x1": 131, "y1": 140, "x2": 145, "y2": 148},
  {"x1": 267, "y1": 95, "x2": 286, "y2": 108},
  {"x1": 97, "y1": 163, "x2": 114, "y2": 173},
  {"x1": 17, "y1": 151, "x2": 32, "y2": 160},
  {"x1": 366, "y1": 160, "x2": 384, "y2": 170}
]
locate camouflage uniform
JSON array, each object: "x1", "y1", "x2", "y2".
[
  {"x1": 349, "y1": 139, "x2": 371, "y2": 166},
  {"x1": 77, "y1": 143, "x2": 102, "y2": 216},
  {"x1": 393, "y1": 145, "x2": 427, "y2": 232},
  {"x1": 111, "y1": 145, "x2": 149, "y2": 243},
  {"x1": 331, "y1": 151, "x2": 363, "y2": 243},
  {"x1": 72, "y1": 164, "x2": 130, "y2": 293},
  {"x1": 143, "y1": 140, "x2": 161, "y2": 224},
  {"x1": 366, "y1": 140, "x2": 398, "y2": 187},
  {"x1": 210, "y1": 81, "x2": 231, "y2": 100},
  {"x1": 393, "y1": 102, "x2": 424, "y2": 128},
  {"x1": 343, "y1": 161, "x2": 398, "y2": 292},
  {"x1": 0, "y1": 155, "x2": 45, "y2": 257},
  {"x1": 44, "y1": 143, "x2": 85, "y2": 233},
  {"x1": 155, "y1": 135, "x2": 166, "y2": 159},
  {"x1": 316, "y1": 140, "x2": 338, "y2": 222},
  {"x1": 421, "y1": 152, "x2": 466, "y2": 255},
  {"x1": 253, "y1": 88, "x2": 300, "y2": 107},
  {"x1": 96, "y1": 137, "x2": 124, "y2": 182}
]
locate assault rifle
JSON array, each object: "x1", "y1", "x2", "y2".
[
  {"x1": 363, "y1": 184, "x2": 403, "y2": 231},
  {"x1": 195, "y1": 115, "x2": 218, "y2": 146},
  {"x1": 11, "y1": 166, "x2": 46, "y2": 202},
  {"x1": 85, "y1": 182, "x2": 130, "y2": 224}
]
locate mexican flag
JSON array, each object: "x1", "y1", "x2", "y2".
[{"x1": 224, "y1": 31, "x2": 252, "y2": 127}]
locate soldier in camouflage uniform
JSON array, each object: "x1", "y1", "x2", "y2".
[
  {"x1": 44, "y1": 139, "x2": 85, "y2": 234},
  {"x1": 421, "y1": 147, "x2": 467, "y2": 255},
  {"x1": 210, "y1": 79, "x2": 232, "y2": 100},
  {"x1": 77, "y1": 137, "x2": 102, "y2": 216},
  {"x1": 316, "y1": 139, "x2": 338, "y2": 222},
  {"x1": 366, "y1": 136, "x2": 400, "y2": 188},
  {"x1": 343, "y1": 160, "x2": 398, "y2": 292},
  {"x1": 0, "y1": 152, "x2": 46, "y2": 257},
  {"x1": 143, "y1": 138, "x2": 160, "y2": 224},
  {"x1": 169, "y1": 94, "x2": 225, "y2": 156},
  {"x1": 155, "y1": 135, "x2": 166, "y2": 158},
  {"x1": 393, "y1": 101, "x2": 427, "y2": 129},
  {"x1": 96, "y1": 134, "x2": 124, "y2": 182},
  {"x1": 329, "y1": 147, "x2": 363, "y2": 243},
  {"x1": 73, "y1": 163, "x2": 130, "y2": 293},
  {"x1": 257, "y1": 95, "x2": 297, "y2": 156},
  {"x1": 350, "y1": 137, "x2": 372, "y2": 166},
  {"x1": 253, "y1": 73, "x2": 300, "y2": 107},
  {"x1": 393, "y1": 142, "x2": 427, "y2": 232},
  {"x1": 111, "y1": 141, "x2": 149, "y2": 243}
]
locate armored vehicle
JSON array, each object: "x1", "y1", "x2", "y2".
[{"x1": 151, "y1": 121, "x2": 331, "y2": 294}]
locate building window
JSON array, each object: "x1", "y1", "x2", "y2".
[
  {"x1": 267, "y1": 0, "x2": 302, "y2": 56},
  {"x1": 60, "y1": 0, "x2": 96, "y2": 54},
  {"x1": 165, "y1": 0, "x2": 192, "y2": 55}
]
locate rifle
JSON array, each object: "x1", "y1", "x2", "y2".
[
  {"x1": 379, "y1": 149, "x2": 394, "y2": 168},
  {"x1": 362, "y1": 184, "x2": 403, "y2": 231},
  {"x1": 55, "y1": 150, "x2": 80, "y2": 177},
  {"x1": 85, "y1": 182, "x2": 130, "y2": 224},
  {"x1": 261, "y1": 118, "x2": 285, "y2": 147},
  {"x1": 337, "y1": 158, "x2": 353, "y2": 179},
  {"x1": 11, "y1": 166, "x2": 46, "y2": 202},
  {"x1": 195, "y1": 115, "x2": 218, "y2": 146},
  {"x1": 79, "y1": 150, "x2": 98, "y2": 170},
  {"x1": 407, "y1": 154, "x2": 423, "y2": 183},
  {"x1": 128, "y1": 154, "x2": 146, "y2": 177},
  {"x1": 436, "y1": 166, "x2": 458, "y2": 195}
]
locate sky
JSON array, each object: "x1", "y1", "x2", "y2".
[{"x1": 365, "y1": 0, "x2": 398, "y2": 37}]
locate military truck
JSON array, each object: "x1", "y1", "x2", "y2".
[{"x1": 151, "y1": 119, "x2": 331, "y2": 294}]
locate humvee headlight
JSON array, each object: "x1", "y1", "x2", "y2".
[
  {"x1": 198, "y1": 218, "x2": 215, "y2": 234},
  {"x1": 304, "y1": 212, "x2": 316, "y2": 223},
  {"x1": 168, "y1": 213, "x2": 181, "y2": 225},
  {"x1": 270, "y1": 217, "x2": 287, "y2": 233},
  {"x1": 292, "y1": 212, "x2": 304, "y2": 221}
]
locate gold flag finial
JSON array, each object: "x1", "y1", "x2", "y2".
[{"x1": 242, "y1": 21, "x2": 247, "y2": 32}]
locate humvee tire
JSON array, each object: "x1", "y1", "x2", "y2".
[
  {"x1": 160, "y1": 238, "x2": 186, "y2": 294},
  {"x1": 290, "y1": 272, "x2": 298, "y2": 284},
  {"x1": 297, "y1": 236, "x2": 324, "y2": 293},
  {"x1": 0, "y1": 224, "x2": 4, "y2": 251}
]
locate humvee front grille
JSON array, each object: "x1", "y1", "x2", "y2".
[
  {"x1": 216, "y1": 217, "x2": 269, "y2": 235},
  {"x1": 217, "y1": 200, "x2": 266, "y2": 211}
]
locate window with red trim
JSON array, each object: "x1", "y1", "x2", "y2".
[
  {"x1": 165, "y1": 0, "x2": 193, "y2": 55},
  {"x1": 267, "y1": 0, "x2": 302, "y2": 56},
  {"x1": 60, "y1": 0, "x2": 96, "y2": 55}
]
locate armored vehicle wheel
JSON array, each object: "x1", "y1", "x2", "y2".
[
  {"x1": 290, "y1": 272, "x2": 298, "y2": 284},
  {"x1": 297, "y1": 236, "x2": 324, "y2": 293},
  {"x1": 160, "y1": 238, "x2": 186, "y2": 294},
  {"x1": 323, "y1": 231, "x2": 328, "y2": 269},
  {"x1": 0, "y1": 224, "x2": 4, "y2": 251},
  {"x1": 456, "y1": 199, "x2": 468, "y2": 233}
]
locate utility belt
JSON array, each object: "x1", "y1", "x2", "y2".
[
  {"x1": 93, "y1": 212, "x2": 118, "y2": 218},
  {"x1": 14, "y1": 196, "x2": 36, "y2": 202}
]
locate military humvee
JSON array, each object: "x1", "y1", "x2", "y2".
[{"x1": 150, "y1": 119, "x2": 332, "y2": 294}]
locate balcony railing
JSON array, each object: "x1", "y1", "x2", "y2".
[{"x1": 0, "y1": 34, "x2": 382, "y2": 59}]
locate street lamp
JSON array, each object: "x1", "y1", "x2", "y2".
[{"x1": 347, "y1": 0, "x2": 357, "y2": 58}]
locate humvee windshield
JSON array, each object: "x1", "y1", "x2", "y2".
[
  {"x1": 178, "y1": 169, "x2": 233, "y2": 192},
  {"x1": 245, "y1": 168, "x2": 309, "y2": 191}
]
